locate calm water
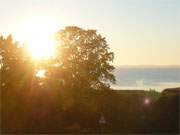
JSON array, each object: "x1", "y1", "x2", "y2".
[{"x1": 112, "y1": 67, "x2": 180, "y2": 91}]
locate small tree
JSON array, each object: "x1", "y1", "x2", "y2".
[
  {"x1": 51, "y1": 26, "x2": 115, "y2": 90},
  {"x1": 0, "y1": 35, "x2": 34, "y2": 91}
]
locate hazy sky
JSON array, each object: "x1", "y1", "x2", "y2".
[{"x1": 0, "y1": 0, "x2": 179, "y2": 66}]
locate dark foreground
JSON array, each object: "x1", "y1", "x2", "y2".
[{"x1": 1, "y1": 87, "x2": 180, "y2": 134}]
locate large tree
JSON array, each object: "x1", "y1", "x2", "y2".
[{"x1": 48, "y1": 26, "x2": 115, "y2": 91}]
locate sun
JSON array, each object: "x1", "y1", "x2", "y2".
[
  {"x1": 26, "y1": 29, "x2": 55, "y2": 59},
  {"x1": 16, "y1": 18, "x2": 58, "y2": 60}
]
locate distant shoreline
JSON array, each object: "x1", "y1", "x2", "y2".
[
  {"x1": 111, "y1": 84, "x2": 180, "y2": 92},
  {"x1": 115, "y1": 65, "x2": 180, "y2": 69},
  {"x1": 112, "y1": 66, "x2": 180, "y2": 92},
  {"x1": 111, "y1": 87, "x2": 180, "y2": 93}
]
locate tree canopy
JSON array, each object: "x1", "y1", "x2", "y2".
[
  {"x1": 0, "y1": 26, "x2": 115, "y2": 92},
  {"x1": 0, "y1": 35, "x2": 34, "y2": 90},
  {"x1": 48, "y1": 26, "x2": 115, "y2": 90}
]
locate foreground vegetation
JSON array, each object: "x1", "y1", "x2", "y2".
[{"x1": 1, "y1": 87, "x2": 179, "y2": 133}]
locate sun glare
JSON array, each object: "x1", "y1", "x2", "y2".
[
  {"x1": 36, "y1": 69, "x2": 46, "y2": 78},
  {"x1": 16, "y1": 18, "x2": 58, "y2": 60}
]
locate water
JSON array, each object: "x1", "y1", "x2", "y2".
[{"x1": 112, "y1": 66, "x2": 180, "y2": 91}]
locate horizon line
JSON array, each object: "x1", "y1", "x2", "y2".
[{"x1": 115, "y1": 65, "x2": 180, "y2": 68}]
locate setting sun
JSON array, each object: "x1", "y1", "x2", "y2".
[{"x1": 15, "y1": 18, "x2": 58, "y2": 60}]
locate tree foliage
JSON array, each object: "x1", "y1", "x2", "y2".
[
  {"x1": 0, "y1": 35, "x2": 34, "y2": 90},
  {"x1": 48, "y1": 26, "x2": 115, "y2": 90},
  {"x1": 0, "y1": 27, "x2": 115, "y2": 91}
]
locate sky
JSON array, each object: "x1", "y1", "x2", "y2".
[{"x1": 0, "y1": 0, "x2": 179, "y2": 66}]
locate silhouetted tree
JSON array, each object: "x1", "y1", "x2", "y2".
[
  {"x1": 0, "y1": 35, "x2": 33, "y2": 89},
  {"x1": 0, "y1": 35, "x2": 37, "y2": 132},
  {"x1": 47, "y1": 26, "x2": 115, "y2": 91}
]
